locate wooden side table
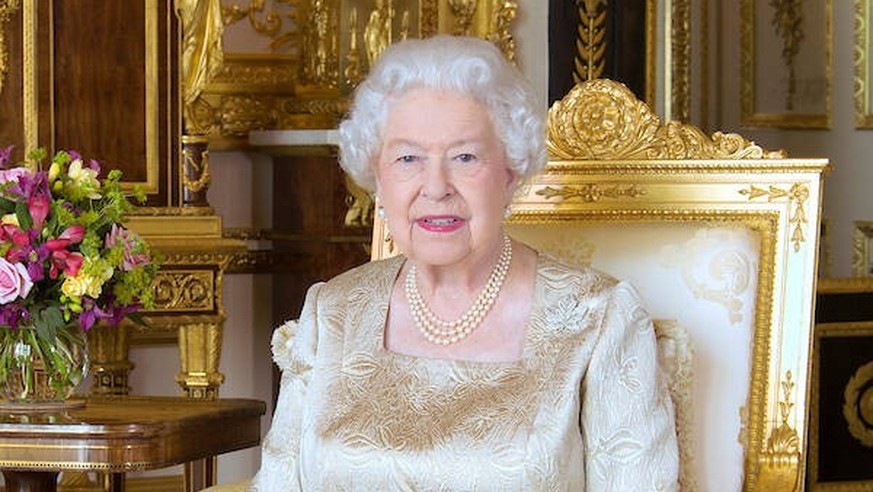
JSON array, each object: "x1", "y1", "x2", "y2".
[{"x1": 0, "y1": 396, "x2": 265, "y2": 492}]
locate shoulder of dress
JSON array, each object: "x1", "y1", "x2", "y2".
[
  {"x1": 316, "y1": 256, "x2": 404, "y2": 304},
  {"x1": 535, "y1": 252, "x2": 620, "y2": 301}
]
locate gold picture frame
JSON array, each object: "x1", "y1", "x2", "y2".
[
  {"x1": 741, "y1": 0, "x2": 833, "y2": 128},
  {"x1": 853, "y1": 221, "x2": 873, "y2": 276},
  {"x1": 809, "y1": 276, "x2": 873, "y2": 491},
  {"x1": 856, "y1": 0, "x2": 873, "y2": 128}
]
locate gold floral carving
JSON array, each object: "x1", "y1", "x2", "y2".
[
  {"x1": 758, "y1": 371, "x2": 802, "y2": 491},
  {"x1": 301, "y1": 0, "x2": 337, "y2": 87},
  {"x1": 852, "y1": 221, "x2": 873, "y2": 276},
  {"x1": 345, "y1": 7, "x2": 363, "y2": 87},
  {"x1": 855, "y1": 0, "x2": 873, "y2": 127},
  {"x1": 0, "y1": 0, "x2": 19, "y2": 95},
  {"x1": 547, "y1": 79, "x2": 786, "y2": 161},
  {"x1": 152, "y1": 270, "x2": 215, "y2": 312},
  {"x1": 575, "y1": 0, "x2": 607, "y2": 83},
  {"x1": 221, "y1": 0, "x2": 282, "y2": 36},
  {"x1": 672, "y1": 0, "x2": 691, "y2": 122},
  {"x1": 844, "y1": 361, "x2": 873, "y2": 447},
  {"x1": 486, "y1": 0, "x2": 517, "y2": 64},
  {"x1": 535, "y1": 183, "x2": 646, "y2": 202},
  {"x1": 770, "y1": 0, "x2": 804, "y2": 111},
  {"x1": 739, "y1": 183, "x2": 809, "y2": 252},
  {"x1": 448, "y1": 0, "x2": 477, "y2": 35}
]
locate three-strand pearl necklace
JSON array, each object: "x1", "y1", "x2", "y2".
[{"x1": 404, "y1": 235, "x2": 512, "y2": 346}]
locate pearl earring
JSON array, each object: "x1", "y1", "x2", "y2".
[
  {"x1": 377, "y1": 206, "x2": 386, "y2": 219},
  {"x1": 503, "y1": 206, "x2": 512, "y2": 218}
]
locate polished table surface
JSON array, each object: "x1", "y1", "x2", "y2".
[{"x1": 0, "y1": 396, "x2": 266, "y2": 491}]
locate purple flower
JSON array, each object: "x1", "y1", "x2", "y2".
[{"x1": 0, "y1": 146, "x2": 13, "y2": 169}]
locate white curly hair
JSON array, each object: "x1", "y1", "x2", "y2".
[{"x1": 338, "y1": 35, "x2": 546, "y2": 192}]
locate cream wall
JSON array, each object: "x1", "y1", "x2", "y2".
[{"x1": 715, "y1": 0, "x2": 869, "y2": 277}]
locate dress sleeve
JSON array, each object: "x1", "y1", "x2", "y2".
[
  {"x1": 581, "y1": 282, "x2": 679, "y2": 491},
  {"x1": 250, "y1": 282, "x2": 323, "y2": 492}
]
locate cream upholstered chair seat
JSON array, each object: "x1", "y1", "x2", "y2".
[{"x1": 373, "y1": 78, "x2": 828, "y2": 491}]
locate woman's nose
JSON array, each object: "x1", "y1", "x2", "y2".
[{"x1": 420, "y1": 161, "x2": 454, "y2": 199}]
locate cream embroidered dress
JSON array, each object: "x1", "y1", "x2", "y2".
[{"x1": 252, "y1": 254, "x2": 679, "y2": 491}]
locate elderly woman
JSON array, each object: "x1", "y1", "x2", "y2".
[{"x1": 251, "y1": 35, "x2": 678, "y2": 490}]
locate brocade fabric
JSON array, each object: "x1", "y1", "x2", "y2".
[{"x1": 251, "y1": 254, "x2": 679, "y2": 491}]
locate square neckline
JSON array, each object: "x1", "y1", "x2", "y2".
[{"x1": 374, "y1": 251, "x2": 544, "y2": 368}]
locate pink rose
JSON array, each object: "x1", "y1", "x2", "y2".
[{"x1": 0, "y1": 257, "x2": 33, "y2": 304}]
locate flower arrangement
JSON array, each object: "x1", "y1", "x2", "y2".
[{"x1": 0, "y1": 146, "x2": 158, "y2": 402}]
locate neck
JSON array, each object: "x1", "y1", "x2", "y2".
[{"x1": 412, "y1": 234, "x2": 508, "y2": 298}]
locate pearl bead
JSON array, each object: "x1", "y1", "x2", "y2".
[{"x1": 405, "y1": 235, "x2": 512, "y2": 346}]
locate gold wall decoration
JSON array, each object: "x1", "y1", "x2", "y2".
[
  {"x1": 152, "y1": 270, "x2": 216, "y2": 312},
  {"x1": 574, "y1": 0, "x2": 607, "y2": 83},
  {"x1": 671, "y1": 0, "x2": 691, "y2": 123},
  {"x1": 769, "y1": 0, "x2": 805, "y2": 111},
  {"x1": 844, "y1": 361, "x2": 873, "y2": 447},
  {"x1": 183, "y1": 0, "x2": 514, "y2": 148},
  {"x1": 758, "y1": 370, "x2": 802, "y2": 491},
  {"x1": 853, "y1": 221, "x2": 873, "y2": 276},
  {"x1": 0, "y1": 0, "x2": 19, "y2": 95},
  {"x1": 856, "y1": 0, "x2": 873, "y2": 128},
  {"x1": 741, "y1": 0, "x2": 832, "y2": 128},
  {"x1": 810, "y1": 316, "x2": 873, "y2": 490}
]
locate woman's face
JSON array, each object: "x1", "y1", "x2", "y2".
[{"x1": 374, "y1": 88, "x2": 517, "y2": 268}]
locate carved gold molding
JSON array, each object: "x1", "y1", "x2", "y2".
[
  {"x1": 853, "y1": 221, "x2": 873, "y2": 276},
  {"x1": 575, "y1": 0, "x2": 607, "y2": 83},
  {"x1": 547, "y1": 79, "x2": 786, "y2": 161},
  {"x1": 152, "y1": 270, "x2": 216, "y2": 313},
  {"x1": 844, "y1": 361, "x2": 873, "y2": 447},
  {"x1": 758, "y1": 371, "x2": 802, "y2": 491},
  {"x1": 672, "y1": 0, "x2": 691, "y2": 123},
  {"x1": 0, "y1": 0, "x2": 19, "y2": 94},
  {"x1": 739, "y1": 183, "x2": 809, "y2": 252},
  {"x1": 535, "y1": 183, "x2": 646, "y2": 202},
  {"x1": 857, "y1": 0, "x2": 873, "y2": 128}
]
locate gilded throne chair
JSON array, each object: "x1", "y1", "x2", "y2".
[{"x1": 372, "y1": 79, "x2": 828, "y2": 491}]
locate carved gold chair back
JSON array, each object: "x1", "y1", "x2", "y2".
[{"x1": 371, "y1": 79, "x2": 829, "y2": 491}]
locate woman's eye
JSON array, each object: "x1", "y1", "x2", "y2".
[
  {"x1": 396, "y1": 155, "x2": 418, "y2": 164},
  {"x1": 455, "y1": 153, "x2": 476, "y2": 163}
]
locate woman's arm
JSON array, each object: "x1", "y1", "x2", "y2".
[
  {"x1": 581, "y1": 282, "x2": 679, "y2": 491},
  {"x1": 250, "y1": 283, "x2": 323, "y2": 491}
]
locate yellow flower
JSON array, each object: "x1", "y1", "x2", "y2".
[
  {"x1": 1, "y1": 214, "x2": 19, "y2": 226},
  {"x1": 67, "y1": 159, "x2": 102, "y2": 199},
  {"x1": 61, "y1": 273, "x2": 106, "y2": 299}
]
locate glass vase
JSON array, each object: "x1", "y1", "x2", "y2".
[{"x1": 0, "y1": 325, "x2": 89, "y2": 409}]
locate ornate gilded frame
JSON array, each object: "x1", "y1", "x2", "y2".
[
  {"x1": 853, "y1": 221, "x2": 873, "y2": 276},
  {"x1": 740, "y1": 0, "x2": 833, "y2": 128},
  {"x1": 856, "y1": 0, "x2": 873, "y2": 128},
  {"x1": 809, "y1": 277, "x2": 873, "y2": 490}
]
